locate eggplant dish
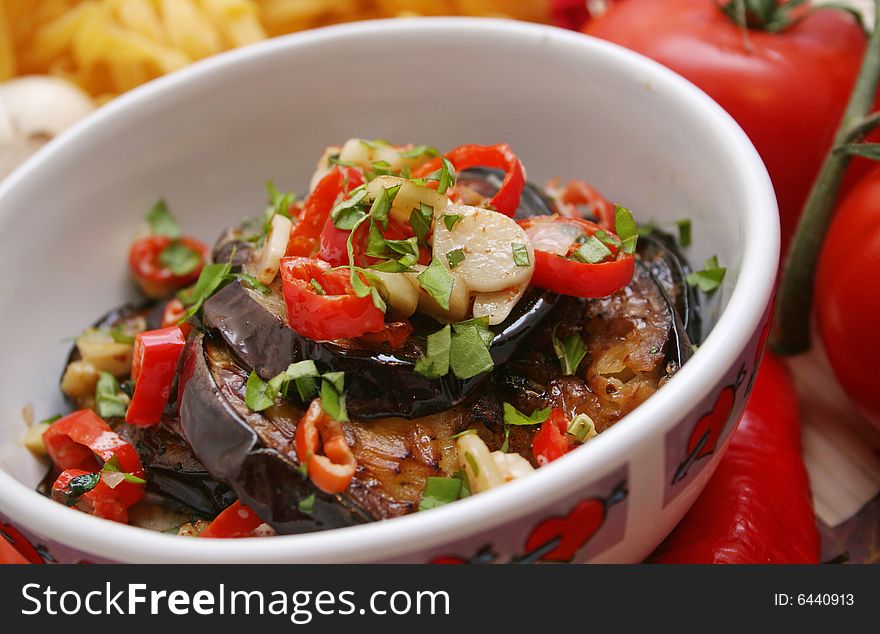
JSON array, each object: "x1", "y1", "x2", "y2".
[{"x1": 30, "y1": 140, "x2": 702, "y2": 537}]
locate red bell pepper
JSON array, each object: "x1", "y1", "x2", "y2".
[
  {"x1": 51, "y1": 469, "x2": 131, "y2": 524},
  {"x1": 413, "y1": 144, "x2": 526, "y2": 217},
  {"x1": 126, "y1": 326, "x2": 187, "y2": 426},
  {"x1": 289, "y1": 166, "x2": 365, "y2": 258},
  {"x1": 519, "y1": 215, "x2": 635, "y2": 298},
  {"x1": 650, "y1": 352, "x2": 820, "y2": 563},
  {"x1": 279, "y1": 256, "x2": 384, "y2": 341},
  {"x1": 43, "y1": 410, "x2": 146, "y2": 512},
  {"x1": 43, "y1": 409, "x2": 144, "y2": 475},
  {"x1": 532, "y1": 408, "x2": 573, "y2": 466},
  {"x1": 200, "y1": 500, "x2": 264, "y2": 538},
  {"x1": 295, "y1": 399, "x2": 357, "y2": 494}
]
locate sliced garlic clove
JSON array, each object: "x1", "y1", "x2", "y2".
[
  {"x1": 256, "y1": 213, "x2": 293, "y2": 285},
  {"x1": 472, "y1": 282, "x2": 529, "y2": 325},
  {"x1": 432, "y1": 204, "x2": 534, "y2": 293},
  {"x1": 405, "y1": 264, "x2": 470, "y2": 324},
  {"x1": 369, "y1": 270, "x2": 419, "y2": 318},
  {"x1": 366, "y1": 175, "x2": 448, "y2": 225}
]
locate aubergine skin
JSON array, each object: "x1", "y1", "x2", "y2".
[
  {"x1": 202, "y1": 170, "x2": 559, "y2": 420},
  {"x1": 178, "y1": 332, "x2": 371, "y2": 533}
]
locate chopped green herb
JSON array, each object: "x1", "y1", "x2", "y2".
[
  {"x1": 330, "y1": 189, "x2": 368, "y2": 230},
  {"x1": 570, "y1": 236, "x2": 611, "y2": 264},
  {"x1": 102, "y1": 458, "x2": 147, "y2": 484},
  {"x1": 268, "y1": 360, "x2": 320, "y2": 403},
  {"x1": 345, "y1": 215, "x2": 387, "y2": 313},
  {"x1": 453, "y1": 469, "x2": 471, "y2": 498},
  {"x1": 500, "y1": 425, "x2": 511, "y2": 453},
  {"x1": 399, "y1": 145, "x2": 440, "y2": 159},
  {"x1": 464, "y1": 452, "x2": 480, "y2": 478},
  {"x1": 146, "y1": 199, "x2": 181, "y2": 239},
  {"x1": 109, "y1": 324, "x2": 135, "y2": 345},
  {"x1": 245, "y1": 371, "x2": 276, "y2": 412},
  {"x1": 39, "y1": 414, "x2": 62, "y2": 426},
  {"x1": 95, "y1": 371, "x2": 127, "y2": 419},
  {"x1": 426, "y1": 157, "x2": 456, "y2": 194},
  {"x1": 552, "y1": 325, "x2": 587, "y2": 376},
  {"x1": 636, "y1": 223, "x2": 656, "y2": 238},
  {"x1": 675, "y1": 218, "x2": 692, "y2": 247},
  {"x1": 503, "y1": 403, "x2": 551, "y2": 426},
  {"x1": 417, "y1": 258, "x2": 455, "y2": 310},
  {"x1": 320, "y1": 372, "x2": 348, "y2": 422},
  {"x1": 594, "y1": 229, "x2": 622, "y2": 249},
  {"x1": 328, "y1": 155, "x2": 359, "y2": 168},
  {"x1": 443, "y1": 214, "x2": 462, "y2": 231},
  {"x1": 158, "y1": 241, "x2": 202, "y2": 276},
  {"x1": 64, "y1": 472, "x2": 100, "y2": 504},
  {"x1": 511, "y1": 242, "x2": 530, "y2": 267},
  {"x1": 449, "y1": 324, "x2": 494, "y2": 379},
  {"x1": 418, "y1": 476, "x2": 463, "y2": 511},
  {"x1": 448, "y1": 428, "x2": 478, "y2": 440},
  {"x1": 369, "y1": 184, "x2": 401, "y2": 229},
  {"x1": 178, "y1": 260, "x2": 232, "y2": 317},
  {"x1": 446, "y1": 248, "x2": 465, "y2": 269},
  {"x1": 367, "y1": 160, "x2": 394, "y2": 180},
  {"x1": 310, "y1": 278, "x2": 326, "y2": 295},
  {"x1": 414, "y1": 324, "x2": 452, "y2": 379},
  {"x1": 368, "y1": 260, "x2": 416, "y2": 273},
  {"x1": 615, "y1": 206, "x2": 639, "y2": 254},
  {"x1": 686, "y1": 255, "x2": 727, "y2": 293},
  {"x1": 566, "y1": 413, "x2": 597, "y2": 443},
  {"x1": 229, "y1": 272, "x2": 271, "y2": 295},
  {"x1": 452, "y1": 317, "x2": 494, "y2": 347},
  {"x1": 298, "y1": 493, "x2": 316, "y2": 516},
  {"x1": 409, "y1": 203, "x2": 433, "y2": 245}
]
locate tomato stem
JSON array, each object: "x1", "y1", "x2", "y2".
[{"x1": 773, "y1": 1, "x2": 880, "y2": 355}]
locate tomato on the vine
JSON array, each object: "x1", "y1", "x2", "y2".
[
  {"x1": 815, "y1": 166, "x2": 880, "y2": 424},
  {"x1": 586, "y1": 0, "x2": 867, "y2": 255}
]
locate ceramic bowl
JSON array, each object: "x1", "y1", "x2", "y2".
[{"x1": 0, "y1": 18, "x2": 777, "y2": 563}]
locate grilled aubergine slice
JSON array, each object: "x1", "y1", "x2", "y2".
[{"x1": 202, "y1": 169, "x2": 559, "y2": 419}]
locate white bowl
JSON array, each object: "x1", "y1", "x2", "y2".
[{"x1": 0, "y1": 18, "x2": 777, "y2": 563}]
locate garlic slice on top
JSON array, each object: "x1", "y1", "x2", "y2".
[{"x1": 432, "y1": 203, "x2": 535, "y2": 293}]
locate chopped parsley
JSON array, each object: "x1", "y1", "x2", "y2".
[
  {"x1": 178, "y1": 260, "x2": 232, "y2": 318},
  {"x1": 512, "y1": 242, "x2": 530, "y2": 267},
  {"x1": 675, "y1": 218, "x2": 692, "y2": 247},
  {"x1": 418, "y1": 476, "x2": 463, "y2": 511},
  {"x1": 95, "y1": 372, "x2": 127, "y2": 419},
  {"x1": 146, "y1": 199, "x2": 181, "y2": 239},
  {"x1": 446, "y1": 248, "x2": 465, "y2": 270},
  {"x1": 409, "y1": 203, "x2": 433, "y2": 245},
  {"x1": 320, "y1": 371, "x2": 348, "y2": 422},
  {"x1": 414, "y1": 318, "x2": 495, "y2": 381},
  {"x1": 503, "y1": 403, "x2": 551, "y2": 427},
  {"x1": 570, "y1": 235, "x2": 612, "y2": 264},
  {"x1": 552, "y1": 325, "x2": 587, "y2": 376},
  {"x1": 425, "y1": 157, "x2": 456, "y2": 194},
  {"x1": 413, "y1": 324, "x2": 451, "y2": 379},
  {"x1": 244, "y1": 371, "x2": 276, "y2": 412},
  {"x1": 62, "y1": 472, "x2": 100, "y2": 505},
  {"x1": 443, "y1": 213, "x2": 463, "y2": 231},
  {"x1": 615, "y1": 206, "x2": 639, "y2": 254},
  {"x1": 417, "y1": 258, "x2": 455, "y2": 310},
  {"x1": 686, "y1": 255, "x2": 727, "y2": 293},
  {"x1": 158, "y1": 241, "x2": 202, "y2": 276},
  {"x1": 298, "y1": 493, "x2": 316, "y2": 516}
]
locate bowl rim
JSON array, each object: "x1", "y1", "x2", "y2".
[{"x1": 0, "y1": 17, "x2": 778, "y2": 563}]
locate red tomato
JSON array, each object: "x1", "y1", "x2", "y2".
[
  {"x1": 51, "y1": 469, "x2": 131, "y2": 524},
  {"x1": 279, "y1": 257, "x2": 385, "y2": 341},
  {"x1": 815, "y1": 166, "x2": 880, "y2": 420},
  {"x1": 586, "y1": 0, "x2": 867, "y2": 255},
  {"x1": 128, "y1": 235, "x2": 210, "y2": 298}
]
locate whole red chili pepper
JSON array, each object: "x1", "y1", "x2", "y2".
[{"x1": 650, "y1": 352, "x2": 819, "y2": 563}]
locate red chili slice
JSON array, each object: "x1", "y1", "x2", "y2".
[
  {"x1": 126, "y1": 326, "x2": 187, "y2": 427},
  {"x1": 413, "y1": 143, "x2": 526, "y2": 217},
  {"x1": 294, "y1": 399, "x2": 357, "y2": 494},
  {"x1": 519, "y1": 215, "x2": 634, "y2": 298}
]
